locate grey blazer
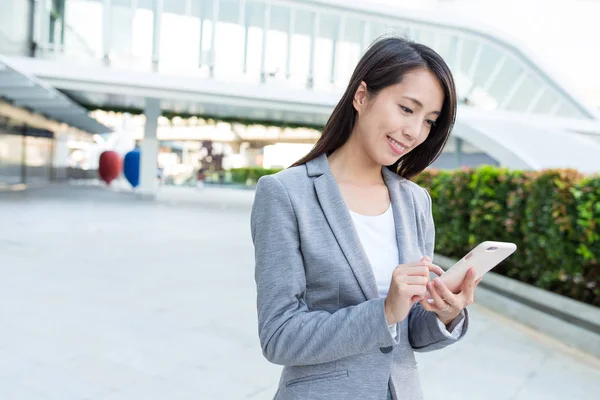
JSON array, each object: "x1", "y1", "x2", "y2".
[{"x1": 250, "y1": 153, "x2": 468, "y2": 400}]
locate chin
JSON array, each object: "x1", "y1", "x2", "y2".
[
  {"x1": 370, "y1": 143, "x2": 410, "y2": 167},
  {"x1": 374, "y1": 154, "x2": 401, "y2": 168},
  {"x1": 385, "y1": 150, "x2": 408, "y2": 166}
]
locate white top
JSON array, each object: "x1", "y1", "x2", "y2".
[
  {"x1": 349, "y1": 204, "x2": 398, "y2": 298},
  {"x1": 349, "y1": 204, "x2": 463, "y2": 339}
]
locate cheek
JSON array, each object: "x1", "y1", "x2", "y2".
[
  {"x1": 413, "y1": 131, "x2": 431, "y2": 150},
  {"x1": 373, "y1": 105, "x2": 403, "y2": 135},
  {"x1": 358, "y1": 103, "x2": 402, "y2": 146},
  {"x1": 358, "y1": 111, "x2": 386, "y2": 143},
  {"x1": 420, "y1": 129, "x2": 433, "y2": 144}
]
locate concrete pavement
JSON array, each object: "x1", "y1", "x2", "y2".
[{"x1": 0, "y1": 184, "x2": 598, "y2": 399}]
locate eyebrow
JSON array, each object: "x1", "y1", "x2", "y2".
[{"x1": 402, "y1": 96, "x2": 441, "y2": 115}]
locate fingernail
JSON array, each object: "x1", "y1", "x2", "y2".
[{"x1": 435, "y1": 278, "x2": 442, "y2": 286}]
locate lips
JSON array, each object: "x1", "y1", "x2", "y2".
[{"x1": 387, "y1": 136, "x2": 408, "y2": 155}]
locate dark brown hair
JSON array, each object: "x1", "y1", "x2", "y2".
[{"x1": 291, "y1": 36, "x2": 457, "y2": 179}]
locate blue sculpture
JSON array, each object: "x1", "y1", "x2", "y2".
[{"x1": 123, "y1": 148, "x2": 141, "y2": 188}]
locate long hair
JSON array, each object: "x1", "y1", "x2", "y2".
[{"x1": 291, "y1": 36, "x2": 457, "y2": 179}]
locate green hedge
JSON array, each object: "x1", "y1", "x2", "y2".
[
  {"x1": 236, "y1": 165, "x2": 599, "y2": 306},
  {"x1": 428, "y1": 169, "x2": 475, "y2": 257},
  {"x1": 414, "y1": 168, "x2": 599, "y2": 307},
  {"x1": 229, "y1": 168, "x2": 283, "y2": 184}
]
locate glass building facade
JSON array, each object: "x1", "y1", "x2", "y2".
[{"x1": 0, "y1": 122, "x2": 54, "y2": 187}]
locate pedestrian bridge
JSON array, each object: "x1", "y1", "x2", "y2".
[{"x1": 3, "y1": 0, "x2": 600, "y2": 178}]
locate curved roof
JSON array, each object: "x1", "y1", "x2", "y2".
[
  {"x1": 34, "y1": 0, "x2": 598, "y2": 121},
  {"x1": 306, "y1": 0, "x2": 599, "y2": 120},
  {"x1": 0, "y1": 55, "x2": 110, "y2": 134},
  {"x1": 454, "y1": 119, "x2": 600, "y2": 174},
  {"x1": 12, "y1": 0, "x2": 600, "y2": 171}
]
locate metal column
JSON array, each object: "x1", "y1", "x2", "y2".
[
  {"x1": 138, "y1": 98, "x2": 160, "y2": 198},
  {"x1": 152, "y1": 0, "x2": 163, "y2": 71}
]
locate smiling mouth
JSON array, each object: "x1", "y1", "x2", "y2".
[{"x1": 387, "y1": 136, "x2": 409, "y2": 155}]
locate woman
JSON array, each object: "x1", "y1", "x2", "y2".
[{"x1": 250, "y1": 37, "x2": 481, "y2": 400}]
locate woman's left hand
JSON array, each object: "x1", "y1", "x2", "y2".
[{"x1": 419, "y1": 264, "x2": 482, "y2": 326}]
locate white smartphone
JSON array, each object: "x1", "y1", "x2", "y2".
[{"x1": 436, "y1": 241, "x2": 517, "y2": 294}]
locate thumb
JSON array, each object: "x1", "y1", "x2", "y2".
[{"x1": 420, "y1": 255, "x2": 431, "y2": 263}]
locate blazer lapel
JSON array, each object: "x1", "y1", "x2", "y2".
[
  {"x1": 382, "y1": 167, "x2": 416, "y2": 265},
  {"x1": 309, "y1": 154, "x2": 379, "y2": 300}
]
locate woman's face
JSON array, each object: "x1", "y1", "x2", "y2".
[{"x1": 352, "y1": 68, "x2": 445, "y2": 167}]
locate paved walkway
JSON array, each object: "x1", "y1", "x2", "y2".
[{"x1": 0, "y1": 183, "x2": 599, "y2": 400}]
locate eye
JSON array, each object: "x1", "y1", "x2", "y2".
[
  {"x1": 426, "y1": 119, "x2": 437, "y2": 127},
  {"x1": 399, "y1": 105, "x2": 413, "y2": 114}
]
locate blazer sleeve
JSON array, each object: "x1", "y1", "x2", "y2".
[
  {"x1": 407, "y1": 187, "x2": 469, "y2": 352},
  {"x1": 250, "y1": 174, "x2": 399, "y2": 366}
]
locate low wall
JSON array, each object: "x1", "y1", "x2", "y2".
[
  {"x1": 66, "y1": 168, "x2": 98, "y2": 180},
  {"x1": 434, "y1": 253, "x2": 600, "y2": 359}
]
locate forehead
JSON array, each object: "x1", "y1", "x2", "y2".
[{"x1": 383, "y1": 69, "x2": 444, "y2": 111}]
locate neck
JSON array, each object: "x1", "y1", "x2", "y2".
[{"x1": 327, "y1": 131, "x2": 384, "y2": 185}]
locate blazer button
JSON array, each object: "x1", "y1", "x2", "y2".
[{"x1": 380, "y1": 346, "x2": 393, "y2": 353}]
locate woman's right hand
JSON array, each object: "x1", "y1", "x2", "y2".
[{"x1": 384, "y1": 256, "x2": 445, "y2": 325}]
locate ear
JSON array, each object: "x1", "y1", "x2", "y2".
[{"x1": 352, "y1": 81, "x2": 368, "y2": 114}]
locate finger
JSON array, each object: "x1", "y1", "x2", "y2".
[
  {"x1": 432, "y1": 277, "x2": 460, "y2": 307},
  {"x1": 458, "y1": 268, "x2": 477, "y2": 304},
  {"x1": 403, "y1": 276, "x2": 429, "y2": 285},
  {"x1": 428, "y1": 263, "x2": 444, "y2": 276},
  {"x1": 395, "y1": 263, "x2": 422, "y2": 275},
  {"x1": 405, "y1": 263, "x2": 444, "y2": 277},
  {"x1": 401, "y1": 260, "x2": 436, "y2": 269},
  {"x1": 417, "y1": 257, "x2": 443, "y2": 276},
  {"x1": 427, "y1": 282, "x2": 449, "y2": 310},
  {"x1": 461, "y1": 267, "x2": 477, "y2": 293},
  {"x1": 429, "y1": 264, "x2": 444, "y2": 277},
  {"x1": 406, "y1": 284, "x2": 427, "y2": 299},
  {"x1": 419, "y1": 298, "x2": 437, "y2": 311},
  {"x1": 402, "y1": 266, "x2": 430, "y2": 277}
]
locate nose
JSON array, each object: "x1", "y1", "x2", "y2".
[
  {"x1": 402, "y1": 120, "x2": 422, "y2": 143},
  {"x1": 402, "y1": 130, "x2": 415, "y2": 142}
]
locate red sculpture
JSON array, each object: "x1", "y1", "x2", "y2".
[{"x1": 98, "y1": 150, "x2": 122, "y2": 185}]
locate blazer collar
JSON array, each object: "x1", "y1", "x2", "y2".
[
  {"x1": 382, "y1": 166, "x2": 416, "y2": 267},
  {"x1": 306, "y1": 153, "x2": 329, "y2": 177},
  {"x1": 306, "y1": 153, "x2": 405, "y2": 183},
  {"x1": 309, "y1": 153, "x2": 407, "y2": 300}
]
